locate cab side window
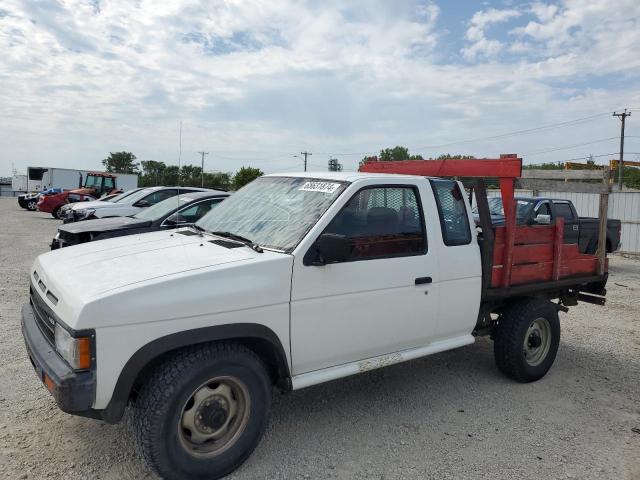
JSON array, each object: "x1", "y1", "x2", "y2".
[
  {"x1": 554, "y1": 202, "x2": 574, "y2": 221},
  {"x1": 430, "y1": 179, "x2": 471, "y2": 246},
  {"x1": 176, "y1": 198, "x2": 223, "y2": 223},
  {"x1": 536, "y1": 202, "x2": 551, "y2": 216},
  {"x1": 145, "y1": 189, "x2": 178, "y2": 205},
  {"x1": 323, "y1": 186, "x2": 426, "y2": 261}
]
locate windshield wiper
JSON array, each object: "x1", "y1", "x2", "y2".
[
  {"x1": 189, "y1": 224, "x2": 207, "y2": 236},
  {"x1": 211, "y1": 231, "x2": 264, "y2": 253}
]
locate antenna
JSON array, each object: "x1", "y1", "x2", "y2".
[
  {"x1": 178, "y1": 120, "x2": 182, "y2": 187},
  {"x1": 175, "y1": 120, "x2": 183, "y2": 217}
]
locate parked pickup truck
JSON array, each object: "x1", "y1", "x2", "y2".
[
  {"x1": 22, "y1": 172, "x2": 608, "y2": 480},
  {"x1": 473, "y1": 197, "x2": 621, "y2": 253}
]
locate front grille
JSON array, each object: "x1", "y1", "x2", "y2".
[
  {"x1": 30, "y1": 285, "x2": 55, "y2": 345},
  {"x1": 58, "y1": 230, "x2": 79, "y2": 245}
]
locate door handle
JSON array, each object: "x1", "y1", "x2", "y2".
[{"x1": 415, "y1": 277, "x2": 432, "y2": 285}]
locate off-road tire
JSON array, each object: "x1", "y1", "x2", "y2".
[
  {"x1": 493, "y1": 298, "x2": 560, "y2": 383},
  {"x1": 133, "y1": 342, "x2": 271, "y2": 480}
]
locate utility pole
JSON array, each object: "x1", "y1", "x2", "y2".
[
  {"x1": 300, "y1": 151, "x2": 312, "y2": 172},
  {"x1": 198, "y1": 151, "x2": 209, "y2": 187},
  {"x1": 613, "y1": 109, "x2": 631, "y2": 191}
]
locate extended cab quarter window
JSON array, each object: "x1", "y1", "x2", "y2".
[
  {"x1": 554, "y1": 202, "x2": 574, "y2": 221},
  {"x1": 430, "y1": 179, "x2": 471, "y2": 246},
  {"x1": 323, "y1": 186, "x2": 426, "y2": 260}
]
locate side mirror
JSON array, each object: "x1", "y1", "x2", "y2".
[
  {"x1": 135, "y1": 199, "x2": 151, "y2": 208},
  {"x1": 311, "y1": 233, "x2": 350, "y2": 265},
  {"x1": 535, "y1": 214, "x2": 551, "y2": 225},
  {"x1": 163, "y1": 214, "x2": 187, "y2": 227}
]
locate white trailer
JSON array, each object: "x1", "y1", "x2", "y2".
[
  {"x1": 113, "y1": 173, "x2": 138, "y2": 192},
  {"x1": 25, "y1": 167, "x2": 138, "y2": 193},
  {"x1": 11, "y1": 174, "x2": 28, "y2": 192},
  {"x1": 27, "y1": 167, "x2": 86, "y2": 192}
]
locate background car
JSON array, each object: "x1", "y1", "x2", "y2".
[
  {"x1": 63, "y1": 186, "x2": 211, "y2": 222},
  {"x1": 18, "y1": 188, "x2": 64, "y2": 210},
  {"x1": 52, "y1": 191, "x2": 229, "y2": 248},
  {"x1": 59, "y1": 187, "x2": 144, "y2": 222}
]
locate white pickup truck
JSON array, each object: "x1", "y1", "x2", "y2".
[{"x1": 22, "y1": 172, "x2": 607, "y2": 479}]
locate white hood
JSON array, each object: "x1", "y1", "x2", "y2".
[{"x1": 33, "y1": 229, "x2": 293, "y2": 329}]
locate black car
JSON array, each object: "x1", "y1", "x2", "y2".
[
  {"x1": 51, "y1": 191, "x2": 229, "y2": 249},
  {"x1": 472, "y1": 197, "x2": 621, "y2": 254}
]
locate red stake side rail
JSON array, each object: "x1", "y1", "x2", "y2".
[{"x1": 359, "y1": 154, "x2": 607, "y2": 296}]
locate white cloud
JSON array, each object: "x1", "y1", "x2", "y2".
[
  {"x1": 0, "y1": 0, "x2": 639, "y2": 175},
  {"x1": 461, "y1": 8, "x2": 521, "y2": 60}
]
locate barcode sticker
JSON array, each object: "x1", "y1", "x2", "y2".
[{"x1": 299, "y1": 181, "x2": 341, "y2": 194}]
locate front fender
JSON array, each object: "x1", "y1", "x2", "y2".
[{"x1": 99, "y1": 323, "x2": 290, "y2": 423}]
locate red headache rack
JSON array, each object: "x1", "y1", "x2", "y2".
[{"x1": 360, "y1": 154, "x2": 609, "y2": 299}]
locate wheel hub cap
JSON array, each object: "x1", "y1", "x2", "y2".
[
  {"x1": 196, "y1": 397, "x2": 229, "y2": 432},
  {"x1": 523, "y1": 318, "x2": 551, "y2": 367},
  {"x1": 178, "y1": 377, "x2": 250, "y2": 457}
]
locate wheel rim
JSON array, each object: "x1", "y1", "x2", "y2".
[
  {"x1": 178, "y1": 376, "x2": 250, "y2": 458},
  {"x1": 28, "y1": 202, "x2": 36, "y2": 210},
  {"x1": 523, "y1": 317, "x2": 551, "y2": 367}
]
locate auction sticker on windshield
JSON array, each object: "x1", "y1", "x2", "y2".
[{"x1": 299, "y1": 181, "x2": 341, "y2": 194}]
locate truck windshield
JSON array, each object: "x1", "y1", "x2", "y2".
[{"x1": 196, "y1": 177, "x2": 347, "y2": 252}]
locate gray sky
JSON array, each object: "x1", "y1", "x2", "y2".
[{"x1": 1, "y1": 0, "x2": 639, "y2": 176}]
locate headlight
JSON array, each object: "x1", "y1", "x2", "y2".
[
  {"x1": 54, "y1": 324, "x2": 92, "y2": 370},
  {"x1": 74, "y1": 208, "x2": 95, "y2": 220}
]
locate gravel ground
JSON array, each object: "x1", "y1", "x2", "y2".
[{"x1": 0, "y1": 197, "x2": 639, "y2": 480}]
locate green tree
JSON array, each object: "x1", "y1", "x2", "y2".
[
  {"x1": 179, "y1": 165, "x2": 203, "y2": 186},
  {"x1": 360, "y1": 146, "x2": 423, "y2": 167},
  {"x1": 140, "y1": 160, "x2": 166, "y2": 187},
  {"x1": 613, "y1": 165, "x2": 640, "y2": 190},
  {"x1": 232, "y1": 166, "x2": 263, "y2": 190},
  {"x1": 433, "y1": 153, "x2": 475, "y2": 160},
  {"x1": 379, "y1": 146, "x2": 423, "y2": 162},
  {"x1": 522, "y1": 162, "x2": 564, "y2": 170},
  {"x1": 163, "y1": 165, "x2": 180, "y2": 186},
  {"x1": 203, "y1": 172, "x2": 232, "y2": 191},
  {"x1": 102, "y1": 151, "x2": 139, "y2": 174}
]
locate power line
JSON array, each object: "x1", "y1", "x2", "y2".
[
  {"x1": 411, "y1": 111, "x2": 613, "y2": 150},
  {"x1": 522, "y1": 137, "x2": 621, "y2": 156}
]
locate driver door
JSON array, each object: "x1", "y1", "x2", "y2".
[{"x1": 290, "y1": 184, "x2": 439, "y2": 375}]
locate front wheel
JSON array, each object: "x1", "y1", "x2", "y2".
[
  {"x1": 493, "y1": 298, "x2": 560, "y2": 383},
  {"x1": 27, "y1": 200, "x2": 37, "y2": 211},
  {"x1": 134, "y1": 343, "x2": 271, "y2": 480}
]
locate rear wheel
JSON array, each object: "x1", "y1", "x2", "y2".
[
  {"x1": 134, "y1": 342, "x2": 271, "y2": 480},
  {"x1": 52, "y1": 206, "x2": 63, "y2": 219},
  {"x1": 493, "y1": 298, "x2": 560, "y2": 383}
]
